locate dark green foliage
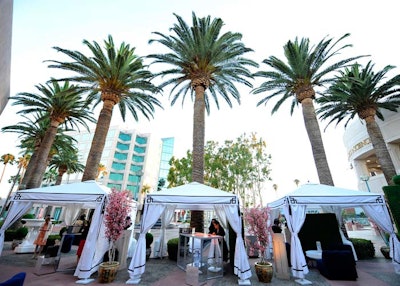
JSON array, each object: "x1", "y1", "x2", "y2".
[
  {"x1": 59, "y1": 227, "x2": 67, "y2": 236},
  {"x1": 22, "y1": 213, "x2": 35, "y2": 219},
  {"x1": 15, "y1": 226, "x2": 28, "y2": 239},
  {"x1": 383, "y1": 175, "x2": 400, "y2": 232},
  {"x1": 167, "y1": 237, "x2": 179, "y2": 261},
  {"x1": 4, "y1": 230, "x2": 16, "y2": 241},
  {"x1": 146, "y1": 232, "x2": 154, "y2": 248},
  {"x1": 349, "y1": 238, "x2": 375, "y2": 259}
]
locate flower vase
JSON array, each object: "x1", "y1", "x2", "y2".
[
  {"x1": 254, "y1": 261, "x2": 273, "y2": 283},
  {"x1": 98, "y1": 261, "x2": 120, "y2": 283}
]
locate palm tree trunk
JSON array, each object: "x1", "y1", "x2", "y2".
[
  {"x1": 55, "y1": 167, "x2": 67, "y2": 185},
  {"x1": 0, "y1": 164, "x2": 7, "y2": 184},
  {"x1": 191, "y1": 85, "x2": 206, "y2": 232},
  {"x1": 301, "y1": 98, "x2": 334, "y2": 186},
  {"x1": 20, "y1": 145, "x2": 40, "y2": 189},
  {"x1": 82, "y1": 99, "x2": 114, "y2": 181},
  {"x1": 26, "y1": 122, "x2": 60, "y2": 189},
  {"x1": 365, "y1": 118, "x2": 396, "y2": 185}
]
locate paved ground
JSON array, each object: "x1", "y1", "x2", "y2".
[{"x1": 0, "y1": 227, "x2": 398, "y2": 285}]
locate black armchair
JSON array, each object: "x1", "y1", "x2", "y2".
[{"x1": 316, "y1": 249, "x2": 358, "y2": 280}]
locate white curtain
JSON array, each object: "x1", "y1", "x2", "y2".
[
  {"x1": 127, "y1": 204, "x2": 166, "y2": 283},
  {"x1": 0, "y1": 201, "x2": 32, "y2": 256},
  {"x1": 362, "y1": 205, "x2": 400, "y2": 274},
  {"x1": 154, "y1": 204, "x2": 176, "y2": 258},
  {"x1": 74, "y1": 201, "x2": 108, "y2": 279},
  {"x1": 221, "y1": 205, "x2": 252, "y2": 281},
  {"x1": 214, "y1": 205, "x2": 229, "y2": 252},
  {"x1": 63, "y1": 204, "x2": 83, "y2": 226},
  {"x1": 283, "y1": 204, "x2": 309, "y2": 279},
  {"x1": 321, "y1": 206, "x2": 357, "y2": 260}
]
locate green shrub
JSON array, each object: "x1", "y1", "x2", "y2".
[
  {"x1": 46, "y1": 234, "x2": 61, "y2": 247},
  {"x1": 15, "y1": 226, "x2": 28, "y2": 240},
  {"x1": 383, "y1": 176, "x2": 400, "y2": 233},
  {"x1": 22, "y1": 213, "x2": 35, "y2": 219},
  {"x1": 349, "y1": 238, "x2": 375, "y2": 259},
  {"x1": 167, "y1": 237, "x2": 179, "y2": 261},
  {"x1": 4, "y1": 229, "x2": 16, "y2": 241},
  {"x1": 146, "y1": 232, "x2": 154, "y2": 248}
]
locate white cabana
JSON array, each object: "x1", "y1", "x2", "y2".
[
  {"x1": 127, "y1": 182, "x2": 251, "y2": 285},
  {"x1": 267, "y1": 183, "x2": 400, "y2": 282},
  {"x1": 0, "y1": 181, "x2": 111, "y2": 283}
]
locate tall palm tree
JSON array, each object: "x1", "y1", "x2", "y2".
[
  {"x1": 148, "y1": 12, "x2": 258, "y2": 231},
  {"x1": 2, "y1": 113, "x2": 78, "y2": 186},
  {"x1": 9, "y1": 80, "x2": 95, "y2": 189},
  {"x1": 49, "y1": 148, "x2": 85, "y2": 185},
  {"x1": 46, "y1": 35, "x2": 162, "y2": 181},
  {"x1": 317, "y1": 61, "x2": 400, "y2": 185},
  {"x1": 0, "y1": 153, "x2": 15, "y2": 183},
  {"x1": 252, "y1": 34, "x2": 365, "y2": 186},
  {"x1": 42, "y1": 169, "x2": 58, "y2": 186}
]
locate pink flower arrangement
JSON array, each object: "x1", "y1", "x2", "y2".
[
  {"x1": 243, "y1": 206, "x2": 271, "y2": 263},
  {"x1": 104, "y1": 188, "x2": 133, "y2": 262}
]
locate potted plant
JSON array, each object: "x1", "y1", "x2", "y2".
[
  {"x1": 99, "y1": 188, "x2": 133, "y2": 283},
  {"x1": 244, "y1": 206, "x2": 273, "y2": 283}
]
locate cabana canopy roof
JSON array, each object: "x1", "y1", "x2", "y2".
[
  {"x1": 146, "y1": 182, "x2": 239, "y2": 210},
  {"x1": 268, "y1": 183, "x2": 384, "y2": 209}
]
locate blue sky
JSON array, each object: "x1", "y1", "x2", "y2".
[{"x1": 0, "y1": 0, "x2": 398, "y2": 201}]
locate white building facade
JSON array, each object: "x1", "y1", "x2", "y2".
[
  {"x1": 64, "y1": 126, "x2": 166, "y2": 203},
  {"x1": 343, "y1": 110, "x2": 400, "y2": 194}
]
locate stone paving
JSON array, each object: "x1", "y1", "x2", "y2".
[{"x1": 0, "y1": 226, "x2": 398, "y2": 285}]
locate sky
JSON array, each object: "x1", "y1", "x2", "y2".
[{"x1": 0, "y1": 0, "x2": 398, "y2": 202}]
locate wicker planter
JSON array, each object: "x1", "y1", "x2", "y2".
[
  {"x1": 254, "y1": 261, "x2": 273, "y2": 283},
  {"x1": 98, "y1": 261, "x2": 119, "y2": 283}
]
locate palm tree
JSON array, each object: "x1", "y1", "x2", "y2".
[
  {"x1": 2, "y1": 113, "x2": 79, "y2": 186},
  {"x1": 0, "y1": 153, "x2": 15, "y2": 183},
  {"x1": 49, "y1": 148, "x2": 85, "y2": 185},
  {"x1": 252, "y1": 34, "x2": 365, "y2": 186},
  {"x1": 317, "y1": 61, "x2": 400, "y2": 185},
  {"x1": 148, "y1": 12, "x2": 257, "y2": 231},
  {"x1": 2, "y1": 113, "x2": 77, "y2": 188},
  {"x1": 42, "y1": 169, "x2": 58, "y2": 186},
  {"x1": 9, "y1": 80, "x2": 95, "y2": 189},
  {"x1": 46, "y1": 35, "x2": 162, "y2": 182},
  {"x1": 96, "y1": 163, "x2": 108, "y2": 180}
]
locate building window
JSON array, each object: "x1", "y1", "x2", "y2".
[
  {"x1": 114, "y1": 152, "x2": 128, "y2": 161},
  {"x1": 130, "y1": 165, "x2": 143, "y2": 173},
  {"x1": 136, "y1": 136, "x2": 147, "y2": 144},
  {"x1": 117, "y1": 142, "x2": 130, "y2": 150},
  {"x1": 119, "y1": 132, "x2": 132, "y2": 141},
  {"x1": 53, "y1": 207, "x2": 62, "y2": 221},
  {"x1": 127, "y1": 185, "x2": 139, "y2": 200},
  {"x1": 109, "y1": 173, "x2": 124, "y2": 181},
  {"x1": 134, "y1": 145, "x2": 146, "y2": 153},
  {"x1": 128, "y1": 175, "x2": 141, "y2": 183},
  {"x1": 107, "y1": 183, "x2": 122, "y2": 190},
  {"x1": 132, "y1": 155, "x2": 144, "y2": 163},
  {"x1": 112, "y1": 162, "x2": 126, "y2": 170}
]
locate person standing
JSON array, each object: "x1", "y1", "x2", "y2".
[
  {"x1": 210, "y1": 220, "x2": 229, "y2": 262},
  {"x1": 32, "y1": 215, "x2": 52, "y2": 259}
]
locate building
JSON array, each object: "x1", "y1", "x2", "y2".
[
  {"x1": 343, "y1": 110, "x2": 400, "y2": 193},
  {"x1": 0, "y1": 0, "x2": 13, "y2": 114},
  {"x1": 64, "y1": 126, "x2": 174, "y2": 203},
  {"x1": 158, "y1": 137, "x2": 174, "y2": 189}
]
